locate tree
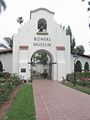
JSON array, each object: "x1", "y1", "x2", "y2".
[
  {"x1": 17, "y1": 17, "x2": 24, "y2": 27},
  {"x1": 66, "y1": 26, "x2": 76, "y2": 52},
  {"x1": 66, "y1": 26, "x2": 72, "y2": 40},
  {"x1": 32, "y1": 52, "x2": 48, "y2": 65},
  {"x1": 76, "y1": 45, "x2": 85, "y2": 55},
  {"x1": 39, "y1": 52, "x2": 48, "y2": 64},
  {"x1": 0, "y1": 0, "x2": 6, "y2": 13},
  {"x1": 71, "y1": 37, "x2": 76, "y2": 52},
  {"x1": 0, "y1": 36, "x2": 13, "y2": 49}
]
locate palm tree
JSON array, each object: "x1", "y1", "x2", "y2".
[
  {"x1": 0, "y1": 0, "x2": 6, "y2": 13},
  {"x1": 0, "y1": 36, "x2": 13, "y2": 49},
  {"x1": 17, "y1": 17, "x2": 24, "y2": 27}
]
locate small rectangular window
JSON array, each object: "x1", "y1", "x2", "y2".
[{"x1": 21, "y1": 68, "x2": 26, "y2": 73}]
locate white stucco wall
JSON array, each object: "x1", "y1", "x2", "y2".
[
  {"x1": 12, "y1": 8, "x2": 71, "y2": 81},
  {"x1": 0, "y1": 6, "x2": 90, "y2": 81},
  {"x1": 71, "y1": 54, "x2": 90, "y2": 72},
  {"x1": 0, "y1": 51, "x2": 90, "y2": 80},
  {"x1": 0, "y1": 53, "x2": 12, "y2": 73}
]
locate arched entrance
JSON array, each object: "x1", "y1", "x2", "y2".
[{"x1": 30, "y1": 49, "x2": 54, "y2": 80}]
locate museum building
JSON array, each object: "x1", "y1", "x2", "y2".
[{"x1": 0, "y1": 8, "x2": 90, "y2": 82}]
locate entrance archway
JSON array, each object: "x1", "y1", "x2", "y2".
[{"x1": 31, "y1": 49, "x2": 54, "y2": 80}]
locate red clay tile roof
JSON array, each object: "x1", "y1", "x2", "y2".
[{"x1": 0, "y1": 49, "x2": 12, "y2": 54}]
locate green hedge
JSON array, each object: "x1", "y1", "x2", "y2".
[
  {"x1": 0, "y1": 82, "x2": 12, "y2": 106},
  {"x1": 0, "y1": 74, "x2": 21, "y2": 106},
  {"x1": 78, "y1": 79, "x2": 90, "y2": 87},
  {"x1": 66, "y1": 72, "x2": 90, "y2": 87},
  {"x1": 0, "y1": 72, "x2": 4, "y2": 78}
]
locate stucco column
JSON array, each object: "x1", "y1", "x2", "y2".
[
  {"x1": 52, "y1": 63, "x2": 58, "y2": 80},
  {"x1": 57, "y1": 61, "x2": 66, "y2": 81}
]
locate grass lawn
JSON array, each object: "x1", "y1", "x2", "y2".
[
  {"x1": 5, "y1": 84, "x2": 36, "y2": 120},
  {"x1": 62, "y1": 81, "x2": 90, "y2": 95}
]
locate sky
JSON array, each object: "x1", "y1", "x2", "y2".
[{"x1": 0, "y1": 0, "x2": 90, "y2": 54}]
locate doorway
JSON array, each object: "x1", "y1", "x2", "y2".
[{"x1": 31, "y1": 49, "x2": 53, "y2": 80}]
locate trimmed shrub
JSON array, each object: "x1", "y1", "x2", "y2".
[
  {"x1": 66, "y1": 72, "x2": 90, "y2": 87},
  {"x1": 66, "y1": 73, "x2": 74, "y2": 83},
  {"x1": 11, "y1": 74, "x2": 21, "y2": 86},
  {"x1": 77, "y1": 78, "x2": 90, "y2": 87},
  {"x1": 0, "y1": 89, "x2": 10, "y2": 105},
  {"x1": 0, "y1": 72, "x2": 4, "y2": 78},
  {"x1": 0, "y1": 74, "x2": 21, "y2": 106},
  {"x1": 0, "y1": 83, "x2": 12, "y2": 106},
  {"x1": 3, "y1": 72, "x2": 11, "y2": 80}
]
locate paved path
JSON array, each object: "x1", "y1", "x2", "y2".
[{"x1": 32, "y1": 80, "x2": 90, "y2": 120}]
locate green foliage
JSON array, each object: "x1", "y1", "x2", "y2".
[
  {"x1": 66, "y1": 26, "x2": 76, "y2": 52},
  {"x1": 0, "y1": 74, "x2": 21, "y2": 106},
  {"x1": 78, "y1": 80, "x2": 90, "y2": 87},
  {"x1": 66, "y1": 26, "x2": 85, "y2": 54},
  {"x1": 11, "y1": 74, "x2": 21, "y2": 86},
  {"x1": 71, "y1": 38, "x2": 76, "y2": 52},
  {"x1": 0, "y1": 36, "x2": 13, "y2": 49},
  {"x1": 66, "y1": 72, "x2": 90, "y2": 87},
  {"x1": 63, "y1": 81, "x2": 90, "y2": 94},
  {"x1": 6, "y1": 84, "x2": 36, "y2": 120},
  {"x1": 66, "y1": 26, "x2": 72, "y2": 40},
  {"x1": 0, "y1": 72, "x2": 11, "y2": 82},
  {"x1": 17, "y1": 17, "x2": 24, "y2": 26},
  {"x1": 4, "y1": 37, "x2": 13, "y2": 48},
  {"x1": 0, "y1": 89, "x2": 9, "y2": 105},
  {"x1": 0, "y1": 0, "x2": 6, "y2": 13},
  {"x1": 76, "y1": 45, "x2": 85, "y2": 55},
  {"x1": 5, "y1": 82, "x2": 13, "y2": 90},
  {"x1": 0, "y1": 72, "x2": 4, "y2": 78},
  {"x1": 32, "y1": 51, "x2": 48, "y2": 64},
  {"x1": 3, "y1": 72, "x2": 11, "y2": 79},
  {"x1": 0, "y1": 82, "x2": 13, "y2": 106}
]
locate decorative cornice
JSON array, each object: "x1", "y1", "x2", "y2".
[
  {"x1": 56, "y1": 46, "x2": 65, "y2": 51},
  {"x1": 30, "y1": 8, "x2": 54, "y2": 19},
  {"x1": 36, "y1": 32, "x2": 48, "y2": 35},
  {"x1": 19, "y1": 45, "x2": 28, "y2": 50}
]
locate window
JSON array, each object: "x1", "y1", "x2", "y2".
[
  {"x1": 21, "y1": 68, "x2": 26, "y2": 73},
  {"x1": 84, "y1": 62, "x2": 89, "y2": 71},
  {"x1": 38, "y1": 18, "x2": 47, "y2": 32}
]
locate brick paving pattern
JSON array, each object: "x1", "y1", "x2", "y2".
[{"x1": 33, "y1": 80, "x2": 90, "y2": 120}]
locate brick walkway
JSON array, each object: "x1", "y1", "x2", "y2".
[{"x1": 32, "y1": 80, "x2": 90, "y2": 120}]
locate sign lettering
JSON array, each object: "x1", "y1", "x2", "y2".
[{"x1": 33, "y1": 37, "x2": 51, "y2": 47}]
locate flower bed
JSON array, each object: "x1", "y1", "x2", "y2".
[
  {"x1": 80, "y1": 77, "x2": 90, "y2": 81},
  {"x1": 78, "y1": 77, "x2": 90, "y2": 87},
  {"x1": 0, "y1": 74, "x2": 21, "y2": 106},
  {"x1": 66, "y1": 72, "x2": 90, "y2": 87}
]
